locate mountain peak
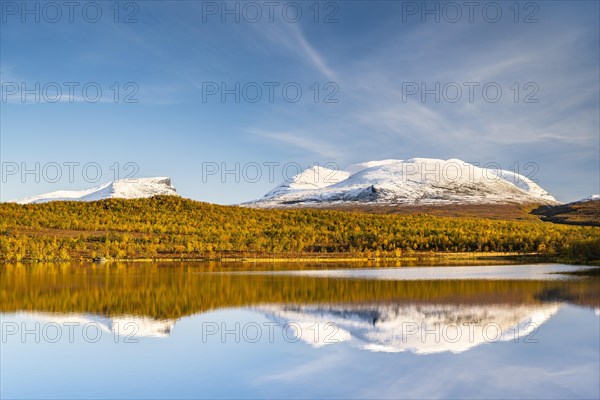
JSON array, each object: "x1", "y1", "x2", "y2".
[{"x1": 14, "y1": 177, "x2": 179, "y2": 204}]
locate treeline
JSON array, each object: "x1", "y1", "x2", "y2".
[{"x1": 0, "y1": 196, "x2": 598, "y2": 262}]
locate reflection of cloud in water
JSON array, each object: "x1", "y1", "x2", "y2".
[
  {"x1": 27, "y1": 313, "x2": 176, "y2": 338},
  {"x1": 257, "y1": 304, "x2": 561, "y2": 354},
  {"x1": 240, "y1": 264, "x2": 589, "y2": 280}
]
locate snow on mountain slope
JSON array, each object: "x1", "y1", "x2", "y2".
[
  {"x1": 263, "y1": 165, "x2": 350, "y2": 198},
  {"x1": 489, "y1": 169, "x2": 552, "y2": 200},
  {"x1": 346, "y1": 159, "x2": 403, "y2": 174},
  {"x1": 14, "y1": 177, "x2": 178, "y2": 204},
  {"x1": 248, "y1": 158, "x2": 558, "y2": 207}
]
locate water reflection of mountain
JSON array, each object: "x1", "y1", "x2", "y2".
[
  {"x1": 257, "y1": 303, "x2": 561, "y2": 354},
  {"x1": 21, "y1": 302, "x2": 565, "y2": 354},
  {"x1": 30, "y1": 312, "x2": 177, "y2": 338}
]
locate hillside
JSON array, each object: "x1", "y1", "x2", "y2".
[
  {"x1": 294, "y1": 203, "x2": 543, "y2": 221},
  {"x1": 0, "y1": 196, "x2": 598, "y2": 262},
  {"x1": 533, "y1": 197, "x2": 600, "y2": 226}
]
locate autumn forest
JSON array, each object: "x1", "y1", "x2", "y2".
[{"x1": 0, "y1": 196, "x2": 598, "y2": 263}]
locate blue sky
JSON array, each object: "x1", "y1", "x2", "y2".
[{"x1": 1, "y1": 0, "x2": 598, "y2": 203}]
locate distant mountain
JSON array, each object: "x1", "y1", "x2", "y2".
[
  {"x1": 14, "y1": 177, "x2": 178, "y2": 204},
  {"x1": 576, "y1": 194, "x2": 600, "y2": 202},
  {"x1": 532, "y1": 195, "x2": 600, "y2": 226},
  {"x1": 247, "y1": 158, "x2": 558, "y2": 208}
]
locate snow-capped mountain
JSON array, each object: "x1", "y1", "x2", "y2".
[
  {"x1": 14, "y1": 177, "x2": 178, "y2": 204},
  {"x1": 257, "y1": 303, "x2": 560, "y2": 354},
  {"x1": 248, "y1": 158, "x2": 558, "y2": 207}
]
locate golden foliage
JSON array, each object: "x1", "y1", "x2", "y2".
[{"x1": 0, "y1": 196, "x2": 598, "y2": 261}]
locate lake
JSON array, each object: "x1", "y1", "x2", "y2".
[{"x1": 1, "y1": 263, "x2": 599, "y2": 399}]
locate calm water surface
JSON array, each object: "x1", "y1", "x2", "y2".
[{"x1": 1, "y1": 263, "x2": 599, "y2": 399}]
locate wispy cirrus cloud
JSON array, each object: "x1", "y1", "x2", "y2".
[
  {"x1": 289, "y1": 24, "x2": 337, "y2": 80},
  {"x1": 249, "y1": 129, "x2": 342, "y2": 160}
]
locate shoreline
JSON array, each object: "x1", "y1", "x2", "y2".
[{"x1": 3, "y1": 252, "x2": 598, "y2": 266}]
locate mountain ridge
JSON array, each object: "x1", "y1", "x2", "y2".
[
  {"x1": 247, "y1": 158, "x2": 559, "y2": 208},
  {"x1": 532, "y1": 197, "x2": 600, "y2": 227},
  {"x1": 9, "y1": 159, "x2": 595, "y2": 209}
]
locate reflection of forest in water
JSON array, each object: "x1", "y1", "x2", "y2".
[{"x1": 2, "y1": 263, "x2": 598, "y2": 319}]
